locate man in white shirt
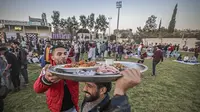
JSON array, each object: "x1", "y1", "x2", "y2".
[
  {"x1": 183, "y1": 55, "x2": 189, "y2": 62},
  {"x1": 137, "y1": 43, "x2": 143, "y2": 56}
]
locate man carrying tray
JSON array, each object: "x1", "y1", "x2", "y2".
[
  {"x1": 34, "y1": 45, "x2": 141, "y2": 112},
  {"x1": 34, "y1": 45, "x2": 79, "y2": 112}
]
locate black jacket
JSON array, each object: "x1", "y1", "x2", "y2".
[
  {"x1": 81, "y1": 94, "x2": 131, "y2": 112},
  {"x1": 18, "y1": 47, "x2": 28, "y2": 65}
]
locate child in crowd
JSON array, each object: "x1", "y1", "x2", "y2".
[{"x1": 137, "y1": 51, "x2": 147, "y2": 64}]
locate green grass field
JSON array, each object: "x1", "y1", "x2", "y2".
[{"x1": 4, "y1": 52, "x2": 200, "y2": 112}]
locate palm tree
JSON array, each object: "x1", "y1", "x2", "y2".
[
  {"x1": 71, "y1": 16, "x2": 79, "y2": 40},
  {"x1": 88, "y1": 13, "x2": 95, "y2": 30},
  {"x1": 94, "y1": 17, "x2": 101, "y2": 39},
  {"x1": 51, "y1": 11, "x2": 60, "y2": 33},
  {"x1": 99, "y1": 15, "x2": 109, "y2": 38},
  {"x1": 60, "y1": 18, "x2": 67, "y2": 33},
  {"x1": 88, "y1": 13, "x2": 95, "y2": 39},
  {"x1": 65, "y1": 16, "x2": 79, "y2": 42},
  {"x1": 79, "y1": 15, "x2": 88, "y2": 29}
]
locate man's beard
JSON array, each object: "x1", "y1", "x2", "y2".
[
  {"x1": 84, "y1": 90, "x2": 100, "y2": 102},
  {"x1": 55, "y1": 58, "x2": 67, "y2": 65}
]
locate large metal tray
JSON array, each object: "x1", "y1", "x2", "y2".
[{"x1": 48, "y1": 61, "x2": 148, "y2": 82}]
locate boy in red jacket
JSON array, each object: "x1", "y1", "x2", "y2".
[{"x1": 33, "y1": 45, "x2": 79, "y2": 112}]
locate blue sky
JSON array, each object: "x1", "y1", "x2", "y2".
[{"x1": 0, "y1": 0, "x2": 200, "y2": 33}]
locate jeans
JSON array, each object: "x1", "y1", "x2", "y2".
[
  {"x1": 152, "y1": 60, "x2": 159, "y2": 76},
  {"x1": 80, "y1": 53, "x2": 84, "y2": 60},
  {"x1": 118, "y1": 53, "x2": 123, "y2": 61},
  {"x1": 138, "y1": 50, "x2": 141, "y2": 56},
  {"x1": 21, "y1": 64, "x2": 29, "y2": 84},
  {"x1": 163, "y1": 50, "x2": 167, "y2": 57}
]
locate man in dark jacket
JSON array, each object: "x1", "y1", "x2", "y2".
[
  {"x1": 117, "y1": 43, "x2": 124, "y2": 61},
  {"x1": 81, "y1": 68, "x2": 141, "y2": 112},
  {"x1": 152, "y1": 45, "x2": 163, "y2": 76},
  {"x1": 12, "y1": 41, "x2": 29, "y2": 85},
  {"x1": 0, "y1": 46, "x2": 20, "y2": 92}
]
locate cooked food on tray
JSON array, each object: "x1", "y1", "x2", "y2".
[
  {"x1": 97, "y1": 65, "x2": 120, "y2": 74},
  {"x1": 112, "y1": 63, "x2": 126, "y2": 71},
  {"x1": 60, "y1": 61, "x2": 128, "y2": 75},
  {"x1": 64, "y1": 60, "x2": 97, "y2": 68}
]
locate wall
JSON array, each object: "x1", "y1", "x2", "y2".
[
  {"x1": 77, "y1": 33, "x2": 107, "y2": 42},
  {"x1": 3, "y1": 25, "x2": 51, "y2": 38},
  {"x1": 38, "y1": 27, "x2": 51, "y2": 38},
  {"x1": 143, "y1": 38, "x2": 199, "y2": 48}
]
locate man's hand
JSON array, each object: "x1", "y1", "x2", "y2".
[
  {"x1": 114, "y1": 68, "x2": 141, "y2": 96},
  {"x1": 44, "y1": 65, "x2": 60, "y2": 83}
]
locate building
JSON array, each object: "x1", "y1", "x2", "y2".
[
  {"x1": 76, "y1": 29, "x2": 108, "y2": 42},
  {"x1": 113, "y1": 29, "x2": 133, "y2": 42},
  {"x1": 0, "y1": 13, "x2": 51, "y2": 43}
]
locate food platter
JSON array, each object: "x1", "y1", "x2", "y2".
[
  {"x1": 55, "y1": 64, "x2": 99, "y2": 73},
  {"x1": 48, "y1": 61, "x2": 148, "y2": 82},
  {"x1": 48, "y1": 66, "x2": 122, "y2": 82},
  {"x1": 97, "y1": 61, "x2": 148, "y2": 73},
  {"x1": 55, "y1": 61, "x2": 99, "y2": 72}
]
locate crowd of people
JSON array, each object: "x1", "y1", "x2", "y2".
[
  {"x1": 0, "y1": 41, "x2": 29, "y2": 111},
  {"x1": 0, "y1": 37, "x2": 199, "y2": 112}
]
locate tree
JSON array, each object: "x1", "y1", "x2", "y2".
[
  {"x1": 143, "y1": 15, "x2": 157, "y2": 32},
  {"x1": 195, "y1": 32, "x2": 200, "y2": 45},
  {"x1": 88, "y1": 13, "x2": 95, "y2": 31},
  {"x1": 51, "y1": 11, "x2": 60, "y2": 33},
  {"x1": 121, "y1": 32, "x2": 128, "y2": 38},
  {"x1": 98, "y1": 15, "x2": 109, "y2": 37},
  {"x1": 79, "y1": 15, "x2": 88, "y2": 29},
  {"x1": 71, "y1": 16, "x2": 79, "y2": 31},
  {"x1": 110, "y1": 34, "x2": 116, "y2": 41},
  {"x1": 168, "y1": 4, "x2": 178, "y2": 33},
  {"x1": 94, "y1": 17, "x2": 101, "y2": 39},
  {"x1": 60, "y1": 18, "x2": 67, "y2": 33},
  {"x1": 135, "y1": 15, "x2": 157, "y2": 43},
  {"x1": 158, "y1": 19, "x2": 162, "y2": 32},
  {"x1": 65, "y1": 16, "x2": 79, "y2": 42},
  {"x1": 88, "y1": 13, "x2": 95, "y2": 39},
  {"x1": 41, "y1": 13, "x2": 47, "y2": 26}
]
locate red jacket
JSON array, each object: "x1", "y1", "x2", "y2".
[{"x1": 33, "y1": 60, "x2": 79, "y2": 112}]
